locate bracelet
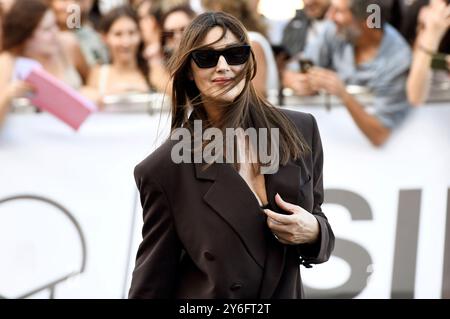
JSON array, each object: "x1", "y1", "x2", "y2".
[{"x1": 417, "y1": 43, "x2": 438, "y2": 56}]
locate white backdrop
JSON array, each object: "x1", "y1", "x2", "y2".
[{"x1": 0, "y1": 104, "x2": 449, "y2": 299}]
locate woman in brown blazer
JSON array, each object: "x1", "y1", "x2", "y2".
[{"x1": 129, "y1": 12, "x2": 334, "y2": 299}]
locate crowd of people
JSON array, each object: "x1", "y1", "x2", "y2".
[{"x1": 0, "y1": 0, "x2": 449, "y2": 146}]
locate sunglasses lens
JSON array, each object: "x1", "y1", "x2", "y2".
[
  {"x1": 191, "y1": 45, "x2": 250, "y2": 68},
  {"x1": 192, "y1": 50, "x2": 219, "y2": 68},
  {"x1": 223, "y1": 46, "x2": 250, "y2": 65}
]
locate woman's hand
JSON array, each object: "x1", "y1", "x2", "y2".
[
  {"x1": 264, "y1": 193, "x2": 320, "y2": 245},
  {"x1": 418, "y1": 0, "x2": 450, "y2": 47},
  {"x1": 308, "y1": 67, "x2": 346, "y2": 98},
  {"x1": 5, "y1": 81, "x2": 35, "y2": 100},
  {"x1": 282, "y1": 70, "x2": 317, "y2": 96},
  {"x1": 144, "y1": 43, "x2": 164, "y2": 62}
]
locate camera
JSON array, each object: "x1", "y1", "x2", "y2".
[{"x1": 299, "y1": 58, "x2": 314, "y2": 73}]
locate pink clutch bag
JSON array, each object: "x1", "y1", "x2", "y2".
[{"x1": 24, "y1": 67, "x2": 97, "y2": 130}]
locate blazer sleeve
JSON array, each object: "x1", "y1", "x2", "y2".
[
  {"x1": 128, "y1": 166, "x2": 182, "y2": 298},
  {"x1": 297, "y1": 114, "x2": 335, "y2": 267}
]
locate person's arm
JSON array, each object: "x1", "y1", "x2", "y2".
[
  {"x1": 264, "y1": 115, "x2": 335, "y2": 265},
  {"x1": 128, "y1": 166, "x2": 182, "y2": 299},
  {"x1": 250, "y1": 40, "x2": 267, "y2": 96},
  {"x1": 0, "y1": 54, "x2": 12, "y2": 127},
  {"x1": 340, "y1": 91, "x2": 391, "y2": 146},
  {"x1": 59, "y1": 31, "x2": 90, "y2": 83},
  {"x1": 407, "y1": 0, "x2": 450, "y2": 106},
  {"x1": 281, "y1": 20, "x2": 334, "y2": 96},
  {"x1": 296, "y1": 114, "x2": 334, "y2": 264},
  {"x1": 149, "y1": 56, "x2": 172, "y2": 95},
  {"x1": 0, "y1": 93, "x2": 11, "y2": 127},
  {"x1": 0, "y1": 54, "x2": 34, "y2": 127},
  {"x1": 83, "y1": 65, "x2": 102, "y2": 107},
  {"x1": 308, "y1": 67, "x2": 391, "y2": 147},
  {"x1": 281, "y1": 69, "x2": 317, "y2": 96},
  {"x1": 71, "y1": 43, "x2": 90, "y2": 84},
  {"x1": 0, "y1": 82, "x2": 35, "y2": 127}
]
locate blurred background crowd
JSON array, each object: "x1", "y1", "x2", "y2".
[{"x1": 0, "y1": 0, "x2": 449, "y2": 146}]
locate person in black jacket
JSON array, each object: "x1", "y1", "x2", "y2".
[
  {"x1": 128, "y1": 11, "x2": 335, "y2": 299},
  {"x1": 281, "y1": 0, "x2": 331, "y2": 58}
]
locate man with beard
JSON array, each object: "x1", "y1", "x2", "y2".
[{"x1": 286, "y1": 0, "x2": 412, "y2": 147}]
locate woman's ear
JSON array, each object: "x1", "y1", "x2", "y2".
[{"x1": 188, "y1": 70, "x2": 194, "y2": 81}]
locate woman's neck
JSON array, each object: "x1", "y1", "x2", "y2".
[
  {"x1": 205, "y1": 105, "x2": 222, "y2": 124},
  {"x1": 112, "y1": 58, "x2": 138, "y2": 72},
  {"x1": 203, "y1": 100, "x2": 226, "y2": 125}
]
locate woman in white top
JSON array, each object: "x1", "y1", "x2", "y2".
[
  {"x1": 87, "y1": 5, "x2": 150, "y2": 108},
  {"x1": 201, "y1": 0, "x2": 280, "y2": 98},
  {"x1": 0, "y1": 0, "x2": 84, "y2": 127}
]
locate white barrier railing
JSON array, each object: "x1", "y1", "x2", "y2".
[{"x1": 0, "y1": 102, "x2": 449, "y2": 298}]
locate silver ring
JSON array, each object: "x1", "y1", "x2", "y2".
[{"x1": 273, "y1": 233, "x2": 279, "y2": 240}]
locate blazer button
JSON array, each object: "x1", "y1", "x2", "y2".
[
  {"x1": 204, "y1": 251, "x2": 215, "y2": 261},
  {"x1": 230, "y1": 282, "x2": 242, "y2": 291}
]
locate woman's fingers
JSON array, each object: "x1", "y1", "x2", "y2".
[
  {"x1": 7, "y1": 81, "x2": 35, "y2": 99},
  {"x1": 274, "y1": 193, "x2": 300, "y2": 214},
  {"x1": 264, "y1": 209, "x2": 292, "y2": 225}
]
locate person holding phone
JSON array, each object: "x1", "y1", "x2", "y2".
[
  {"x1": 407, "y1": 0, "x2": 450, "y2": 106},
  {"x1": 282, "y1": 0, "x2": 332, "y2": 97},
  {"x1": 285, "y1": 0, "x2": 413, "y2": 147},
  {"x1": 128, "y1": 12, "x2": 334, "y2": 299}
]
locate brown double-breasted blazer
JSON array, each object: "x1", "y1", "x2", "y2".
[{"x1": 129, "y1": 109, "x2": 334, "y2": 299}]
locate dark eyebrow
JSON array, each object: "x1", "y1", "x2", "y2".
[{"x1": 200, "y1": 43, "x2": 245, "y2": 51}]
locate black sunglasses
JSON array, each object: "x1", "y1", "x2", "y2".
[{"x1": 191, "y1": 45, "x2": 251, "y2": 68}]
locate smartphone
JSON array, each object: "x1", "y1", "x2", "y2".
[
  {"x1": 299, "y1": 58, "x2": 314, "y2": 73},
  {"x1": 431, "y1": 53, "x2": 449, "y2": 71}
]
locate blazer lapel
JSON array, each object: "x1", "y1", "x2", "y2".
[
  {"x1": 195, "y1": 162, "x2": 267, "y2": 269},
  {"x1": 195, "y1": 157, "x2": 309, "y2": 298}
]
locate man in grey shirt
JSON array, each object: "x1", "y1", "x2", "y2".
[{"x1": 287, "y1": 0, "x2": 412, "y2": 146}]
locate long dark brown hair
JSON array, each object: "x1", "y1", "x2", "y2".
[
  {"x1": 1, "y1": 0, "x2": 49, "y2": 53},
  {"x1": 100, "y1": 5, "x2": 149, "y2": 86},
  {"x1": 167, "y1": 12, "x2": 308, "y2": 171},
  {"x1": 202, "y1": 0, "x2": 268, "y2": 37}
]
